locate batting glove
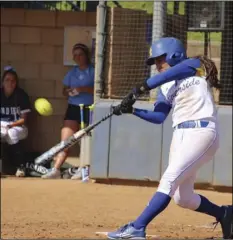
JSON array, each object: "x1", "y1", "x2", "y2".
[
  {"x1": 133, "y1": 81, "x2": 150, "y2": 96},
  {"x1": 112, "y1": 104, "x2": 133, "y2": 116},
  {"x1": 121, "y1": 92, "x2": 136, "y2": 108},
  {"x1": 121, "y1": 82, "x2": 150, "y2": 107}
]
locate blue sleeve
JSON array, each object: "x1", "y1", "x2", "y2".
[
  {"x1": 63, "y1": 71, "x2": 71, "y2": 87},
  {"x1": 133, "y1": 89, "x2": 172, "y2": 124},
  {"x1": 146, "y1": 58, "x2": 200, "y2": 89}
]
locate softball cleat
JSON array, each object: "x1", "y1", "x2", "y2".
[{"x1": 107, "y1": 222, "x2": 146, "y2": 239}]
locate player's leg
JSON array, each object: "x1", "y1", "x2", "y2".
[
  {"x1": 42, "y1": 104, "x2": 79, "y2": 179},
  {"x1": 174, "y1": 174, "x2": 232, "y2": 238},
  {"x1": 8, "y1": 125, "x2": 28, "y2": 142},
  {"x1": 174, "y1": 174, "x2": 223, "y2": 215},
  {"x1": 173, "y1": 175, "x2": 198, "y2": 209},
  {"x1": 108, "y1": 127, "x2": 225, "y2": 239},
  {"x1": 81, "y1": 105, "x2": 90, "y2": 180},
  {"x1": 1, "y1": 121, "x2": 10, "y2": 140},
  {"x1": 42, "y1": 120, "x2": 78, "y2": 179},
  {"x1": 6, "y1": 126, "x2": 28, "y2": 177},
  {"x1": 159, "y1": 127, "x2": 232, "y2": 238},
  {"x1": 107, "y1": 124, "x2": 183, "y2": 239},
  {"x1": 71, "y1": 105, "x2": 90, "y2": 180}
]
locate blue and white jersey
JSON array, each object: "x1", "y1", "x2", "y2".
[
  {"x1": 158, "y1": 75, "x2": 217, "y2": 127},
  {"x1": 144, "y1": 58, "x2": 218, "y2": 127},
  {"x1": 134, "y1": 58, "x2": 218, "y2": 127}
]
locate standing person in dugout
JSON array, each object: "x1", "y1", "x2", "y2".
[
  {"x1": 1, "y1": 66, "x2": 31, "y2": 177},
  {"x1": 42, "y1": 43, "x2": 94, "y2": 179},
  {"x1": 108, "y1": 37, "x2": 233, "y2": 239}
]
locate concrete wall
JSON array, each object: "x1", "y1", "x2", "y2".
[
  {"x1": 1, "y1": 8, "x2": 96, "y2": 155},
  {"x1": 91, "y1": 101, "x2": 232, "y2": 187}
]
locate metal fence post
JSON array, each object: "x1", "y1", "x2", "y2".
[
  {"x1": 94, "y1": 0, "x2": 107, "y2": 102},
  {"x1": 149, "y1": 1, "x2": 165, "y2": 102}
]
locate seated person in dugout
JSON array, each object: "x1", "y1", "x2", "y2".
[
  {"x1": 1, "y1": 66, "x2": 31, "y2": 177},
  {"x1": 42, "y1": 43, "x2": 94, "y2": 179}
]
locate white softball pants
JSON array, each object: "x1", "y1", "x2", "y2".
[
  {"x1": 158, "y1": 122, "x2": 219, "y2": 210},
  {"x1": 1, "y1": 121, "x2": 28, "y2": 145}
]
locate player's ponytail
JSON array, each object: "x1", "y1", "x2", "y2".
[{"x1": 195, "y1": 55, "x2": 221, "y2": 90}]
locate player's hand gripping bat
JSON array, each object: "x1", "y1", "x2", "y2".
[{"x1": 34, "y1": 111, "x2": 113, "y2": 166}]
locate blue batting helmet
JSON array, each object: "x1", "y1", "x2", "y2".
[{"x1": 147, "y1": 37, "x2": 187, "y2": 66}]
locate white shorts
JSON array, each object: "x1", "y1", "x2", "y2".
[{"x1": 1, "y1": 121, "x2": 28, "y2": 145}]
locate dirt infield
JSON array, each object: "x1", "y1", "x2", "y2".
[{"x1": 1, "y1": 178, "x2": 232, "y2": 239}]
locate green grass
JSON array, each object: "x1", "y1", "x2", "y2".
[
  {"x1": 187, "y1": 32, "x2": 221, "y2": 42},
  {"x1": 55, "y1": 1, "x2": 86, "y2": 11},
  {"x1": 107, "y1": 1, "x2": 182, "y2": 15},
  {"x1": 107, "y1": 1, "x2": 154, "y2": 14}
]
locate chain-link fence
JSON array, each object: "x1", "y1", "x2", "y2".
[
  {"x1": 99, "y1": 1, "x2": 232, "y2": 105},
  {"x1": 103, "y1": 7, "x2": 152, "y2": 100},
  {"x1": 218, "y1": 2, "x2": 233, "y2": 105}
]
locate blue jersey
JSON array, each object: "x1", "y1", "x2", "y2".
[{"x1": 63, "y1": 65, "x2": 95, "y2": 106}]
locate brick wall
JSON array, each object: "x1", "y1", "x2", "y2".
[{"x1": 1, "y1": 8, "x2": 96, "y2": 155}]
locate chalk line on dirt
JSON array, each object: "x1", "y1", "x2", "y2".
[{"x1": 95, "y1": 231, "x2": 159, "y2": 239}]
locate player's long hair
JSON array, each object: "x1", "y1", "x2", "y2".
[{"x1": 195, "y1": 55, "x2": 221, "y2": 90}]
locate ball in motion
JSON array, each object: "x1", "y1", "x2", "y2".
[{"x1": 34, "y1": 98, "x2": 53, "y2": 116}]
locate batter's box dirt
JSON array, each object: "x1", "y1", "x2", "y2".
[{"x1": 1, "y1": 179, "x2": 231, "y2": 239}]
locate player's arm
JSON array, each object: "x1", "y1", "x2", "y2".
[
  {"x1": 63, "y1": 85, "x2": 72, "y2": 97},
  {"x1": 132, "y1": 89, "x2": 172, "y2": 124},
  {"x1": 74, "y1": 87, "x2": 94, "y2": 94},
  {"x1": 62, "y1": 69, "x2": 77, "y2": 97},
  {"x1": 8, "y1": 113, "x2": 28, "y2": 128},
  {"x1": 133, "y1": 102, "x2": 171, "y2": 124},
  {"x1": 136, "y1": 58, "x2": 200, "y2": 94},
  {"x1": 62, "y1": 71, "x2": 74, "y2": 97},
  {"x1": 63, "y1": 85, "x2": 94, "y2": 96}
]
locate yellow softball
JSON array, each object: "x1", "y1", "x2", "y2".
[{"x1": 34, "y1": 98, "x2": 53, "y2": 116}]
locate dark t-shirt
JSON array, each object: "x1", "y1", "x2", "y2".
[{"x1": 0, "y1": 87, "x2": 31, "y2": 122}]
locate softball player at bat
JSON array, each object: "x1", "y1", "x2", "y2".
[
  {"x1": 108, "y1": 37, "x2": 232, "y2": 239},
  {"x1": 42, "y1": 43, "x2": 94, "y2": 179}
]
